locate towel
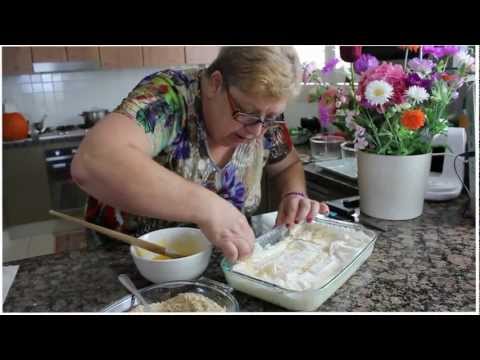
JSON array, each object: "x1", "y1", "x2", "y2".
[{"x1": 3, "y1": 266, "x2": 19, "y2": 304}]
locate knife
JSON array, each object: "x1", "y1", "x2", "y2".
[{"x1": 326, "y1": 211, "x2": 386, "y2": 232}]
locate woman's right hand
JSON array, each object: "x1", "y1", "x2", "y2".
[{"x1": 197, "y1": 198, "x2": 255, "y2": 263}]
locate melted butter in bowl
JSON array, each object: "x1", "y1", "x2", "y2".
[
  {"x1": 135, "y1": 236, "x2": 204, "y2": 260},
  {"x1": 130, "y1": 227, "x2": 213, "y2": 283}
]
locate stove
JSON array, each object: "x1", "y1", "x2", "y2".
[{"x1": 39, "y1": 124, "x2": 90, "y2": 141}]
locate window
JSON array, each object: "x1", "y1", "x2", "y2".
[{"x1": 294, "y1": 45, "x2": 350, "y2": 84}]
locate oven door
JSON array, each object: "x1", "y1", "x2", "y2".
[{"x1": 45, "y1": 147, "x2": 87, "y2": 213}]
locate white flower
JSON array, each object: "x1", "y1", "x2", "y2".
[
  {"x1": 406, "y1": 86, "x2": 430, "y2": 104},
  {"x1": 394, "y1": 103, "x2": 412, "y2": 112},
  {"x1": 365, "y1": 80, "x2": 393, "y2": 106},
  {"x1": 346, "y1": 119, "x2": 356, "y2": 131},
  {"x1": 453, "y1": 51, "x2": 475, "y2": 68},
  {"x1": 345, "y1": 111, "x2": 358, "y2": 130}
]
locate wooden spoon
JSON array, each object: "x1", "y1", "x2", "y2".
[{"x1": 49, "y1": 210, "x2": 185, "y2": 258}]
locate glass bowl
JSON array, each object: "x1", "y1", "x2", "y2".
[
  {"x1": 101, "y1": 277, "x2": 240, "y2": 313},
  {"x1": 310, "y1": 134, "x2": 344, "y2": 162},
  {"x1": 341, "y1": 141, "x2": 357, "y2": 159}
]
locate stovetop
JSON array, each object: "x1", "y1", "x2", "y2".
[{"x1": 38, "y1": 124, "x2": 90, "y2": 140}]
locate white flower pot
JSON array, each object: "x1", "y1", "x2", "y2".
[{"x1": 357, "y1": 151, "x2": 432, "y2": 220}]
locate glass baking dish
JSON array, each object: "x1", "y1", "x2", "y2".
[{"x1": 221, "y1": 217, "x2": 378, "y2": 311}]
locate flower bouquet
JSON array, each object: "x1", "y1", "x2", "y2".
[
  {"x1": 339, "y1": 45, "x2": 475, "y2": 155},
  {"x1": 303, "y1": 45, "x2": 476, "y2": 220},
  {"x1": 303, "y1": 46, "x2": 475, "y2": 155}
]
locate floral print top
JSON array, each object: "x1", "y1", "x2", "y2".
[{"x1": 85, "y1": 68, "x2": 293, "y2": 237}]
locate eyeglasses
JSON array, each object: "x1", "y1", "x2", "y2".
[{"x1": 225, "y1": 85, "x2": 285, "y2": 128}]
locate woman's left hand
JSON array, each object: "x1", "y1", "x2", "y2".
[{"x1": 275, "y1": 192, "x2": 329, "y2": 227}]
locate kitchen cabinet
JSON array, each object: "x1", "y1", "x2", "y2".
[
  {"x1": 99, "y1": 47, "x2": 144, "y2": 69},
  {"x1": 185, "y1": 46, "x2": 220, "y2": 65},
  {"x1": 66, "y1": 47, "x2": 100, "y2": 63},
  {"x1": 2, "y1": 47, "x2": 33, "y2": 75},
  {"x1": 3, "y1": 145, "x2": 51, "y2": 226},
  {"x1": 3, "y1": 139, "x2": 86, "y2": 227},
  {"x1": 143, "y1": 46, "x2": 185, "y2": 67},
  {"x1": 31, "y1": 47, "x2": 67, "y2": 62},
  {"x1": 2, "y1": 46, "x2": 220, "y2": 75}
]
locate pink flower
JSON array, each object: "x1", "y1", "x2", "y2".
[
  {"x1": 322, "y1": 86, "x2": 338, "y2": 101},
  {"x1": 317, "y1": 86, "x2": 338, "y2": 127},
  {"x1": 358, "y1": 62, "x2": 407, "y2": 108}
]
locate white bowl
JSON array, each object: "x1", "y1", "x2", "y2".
[{"x1": 130, "y1": 227, "x2": 213, "y2": 284}]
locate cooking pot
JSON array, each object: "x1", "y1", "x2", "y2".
[{"x1": 79, "y1": 109, "x2": 109, "y2": 127}]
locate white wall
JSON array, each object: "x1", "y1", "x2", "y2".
[
  {"x1": 284, "y1": 85, "x2": 319, "y2": 128},
  {"x1": 2, "y1": 67, "x2": 173, "y2": 127},
  {"x1": 2, "y1": 68, "x2": 321, "y2": 129}
]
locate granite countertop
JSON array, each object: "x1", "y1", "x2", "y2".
[{"x1": 3, "y1": 195, "x2": 476, "y2": 312}]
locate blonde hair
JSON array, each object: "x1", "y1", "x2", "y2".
[{"x1": 206, "y1": 46, "x2": 301, "y2": 99}]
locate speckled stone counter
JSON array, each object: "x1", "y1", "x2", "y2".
[{"x1": 3, "y1": 196, "x2": 476, "y2": 312}]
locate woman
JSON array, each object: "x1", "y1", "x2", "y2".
[{"x1": 71, "y1": 46, "x2": 329, "y2": 262}]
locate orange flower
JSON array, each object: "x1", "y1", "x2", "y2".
[
  {"x1": 399, "y1": 45, "x2": 421, "y2": 52},
  {"x1": 441, "y1": 73, "x2": 456, "y2": 81},
  {"x1": 401, "y1": 109, "x2": 425, "y2": 130}
]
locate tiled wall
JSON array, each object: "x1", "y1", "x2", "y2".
[
  {"x1": 2, "y1": 67, "x2": 319, "y2": 129},
  {"x1": 2, "y1": 67, "x2": 174, "y2": 127}
]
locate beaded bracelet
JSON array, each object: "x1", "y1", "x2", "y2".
[{"x1": 282, "y1": 191, "x2": 306, "y2": 199}]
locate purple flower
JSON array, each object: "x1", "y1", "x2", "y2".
[
  {"x1": 354, "y1": 54, "x2": 379, "y2": 75},
  {"x1": 318, "y1": 104, "x2": 331, "y2": 128},
  {"x1": 353, "y1": 125, "x2": 368, "y2": 150},
  {"x1": 219, "y1": 165, "x2": 246, "y2": 210},
  {"x1": 441, "y1": 46, "x2": 461, "y2": 57},
  {"x1": 360, "y1": 97, "x2": 376, "y2": 110},
  {"x1": 408, "y1": 58, "x2": 434, "y2": 75},
  {"x1": 423, "y1": 45, "x2": 460, "y2": 58},
  {"x1": 172, "y1": 129, "x2": 190, "y2": 160},
  {"x1": 422, "y1": 46, "x2": 444, "y2": 58},
  {"x1": 407, "y1": 73, "x2": 432, "y2": 90},
  {"x1": 321, "y1": 58, "x2": 339, "y2": 75}
]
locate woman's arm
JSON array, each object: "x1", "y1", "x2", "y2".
[
  {"x1": 71, "y1": 113, "x2": 254, "y2": 261},
  {"x1": 266, "y1": 149, "x2": 329, "y2": 226},
  {"x1": 267, "y1": 149, "x2": 307, "y2": 197},
  {"x1": 72, "y1": 113, "x2": 213, "y2": 222}
]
